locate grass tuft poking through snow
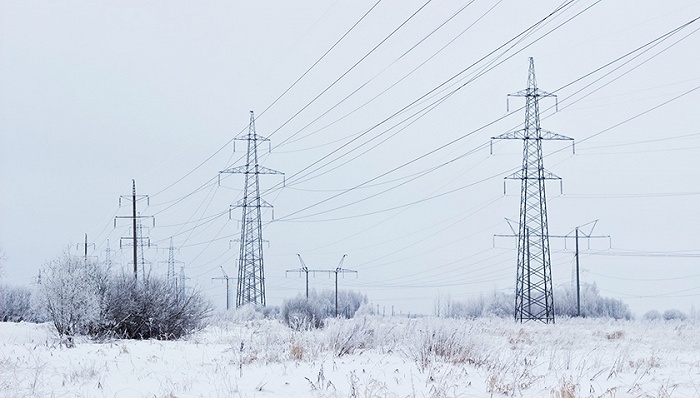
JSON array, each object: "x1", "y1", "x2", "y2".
[{"x1": 2, "y1": 316, "x2": 700, "y2": 397}]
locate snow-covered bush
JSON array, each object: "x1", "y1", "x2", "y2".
[
  {"x1": 438, "y1": 284, "x2": 630, "y2": 320},
  {"x1": 281, "y1": 289, "x2": 368, "y2": 329},
  {"x1": 210, "y1": 303, "x2": 280, "y2": 324},
  {"x1": 0, "y1": 284, "x2": 33, "y2": 322},
  {"x1": 438, "y1": 290, "x2": 514, "y2": 318},
  {"x1": 38, "y1": 253, "x2": 104, "y2": 346},
  {"x1": 643, "y1": 310, "x2": 662, "y2": 320},
  {"x1": 662, "y1": 308, "x2": 687, "y2": 321},
  {"x1": 38, "y1": 252, "x2": 211, "y2": 343},
  {"x1": 554, "y1": 283, "x2": 631, "y2": 319},
  {"x1": 281, "y1": 294, "x2": 325, "y2": 330}
]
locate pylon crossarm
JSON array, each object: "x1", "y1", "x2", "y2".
[
  {"x1": 540, "y1": 130, "x2": 573, "y2": 141},
  {"x1": 508, "y1": 88, "x2": 556, "y2": 98},
  {"x1": 220, "y1": 165, "x2": 283, "y2": 175},
  {"x1": 231, "y1": 198, "x2": 274, "y2": 209},
  {"x1": 492, "y1": 130, "x2": 527, "y2": 140}
]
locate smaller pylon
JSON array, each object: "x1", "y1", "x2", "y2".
[{"x1": 160, "y1": 238, "x2": 184, "y2": 287}]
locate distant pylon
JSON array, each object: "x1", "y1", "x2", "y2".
[
  {"x1": 220, "y1": 111, "x2": 283, "y2": 307},
  {"x1": 492, "y1": 58, "x2": 573, "y2": 323},
  {"x1": 161, "y1": 238, "x2": 184, "y2": 287}
]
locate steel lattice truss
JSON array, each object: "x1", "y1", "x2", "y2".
[
  {"x1": 492, "y1": 58, "x2": 573, "y2": 323},
  {"x1": 220, "y1": 111, "x2": 282, "y2": 307}
]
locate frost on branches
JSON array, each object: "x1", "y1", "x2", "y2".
[{"x1": 38, "y1": 252, "x2": 211, "y2": 346}]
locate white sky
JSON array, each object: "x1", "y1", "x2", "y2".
[{"x1": 2, "y1": 0, "x2": 700, "y2": 317}]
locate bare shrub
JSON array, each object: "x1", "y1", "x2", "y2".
[{"x1": 97, "y1": 273, "x2": 211, "y2": 340}]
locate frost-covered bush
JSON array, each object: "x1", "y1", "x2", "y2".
[
  {"x1": 643, "y1": 310, "x2": 661, "y2": 320},
  {"x1": 282, "y1": 294, "x2": 325, "y2": 330},
  {"x1": 554, "y1": 283, "x2": 631, "y2": 319},
  {"x1": 38, "y1": 251, "x2": 211, "y2": 343},
  {"x1": 438, "y1": 283, "x2": 630, "y2": 320},
  {"x1": 38, "y1": 253, "x2": 104, "y2": 346},
  {"x1": 281, "y1": 289, "x2": 367, "y2": 329},
  {"x1": 662, "y1": 308, "x2": 687, "y2": 321},
  {"x1": 210, "y1": 303, "x2": 280, "y2": 324},
  {"x1": 0, "y1": 284, "x2": 34, "y2": 322},
  {"x1": 439, "y1": 291, "x2": 513, "y2": 318}
]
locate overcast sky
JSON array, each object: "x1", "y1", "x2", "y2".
[{"x1": 2, "y1": 1, "x2": 700, "y2": 316}]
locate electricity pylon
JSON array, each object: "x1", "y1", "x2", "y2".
[
  {"x1": 161, "y1": 238, "x2": 184, "y2": 287},
  {"x1": 220, "y1": 111, "x2": 283, "y2": 307},
  {"x1": 492, "y1": 58, "x2": 573, "y2": 323}
]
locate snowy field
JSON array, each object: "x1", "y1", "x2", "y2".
[{"x1": 2, "y1": 315, "x2": 700, "y2": 397}]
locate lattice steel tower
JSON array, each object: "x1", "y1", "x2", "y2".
[
  {"x1": 492, "y1": 58, "x2": 573, "y2": 323},
  {"x1": 220, "y1": 111, "x2": 282, "y2": 307}
]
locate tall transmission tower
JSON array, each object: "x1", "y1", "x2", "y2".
[
  {"x1": 492, "y1": 58, "x2": 573, "y2": 323},
  {"x1": 220, "y1": 111, "x2": 283, "y2": 307}
]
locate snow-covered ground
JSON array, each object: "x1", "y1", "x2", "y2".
[{"x1": 2, "y1": 315, "x2": 699, "y2": 397}]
